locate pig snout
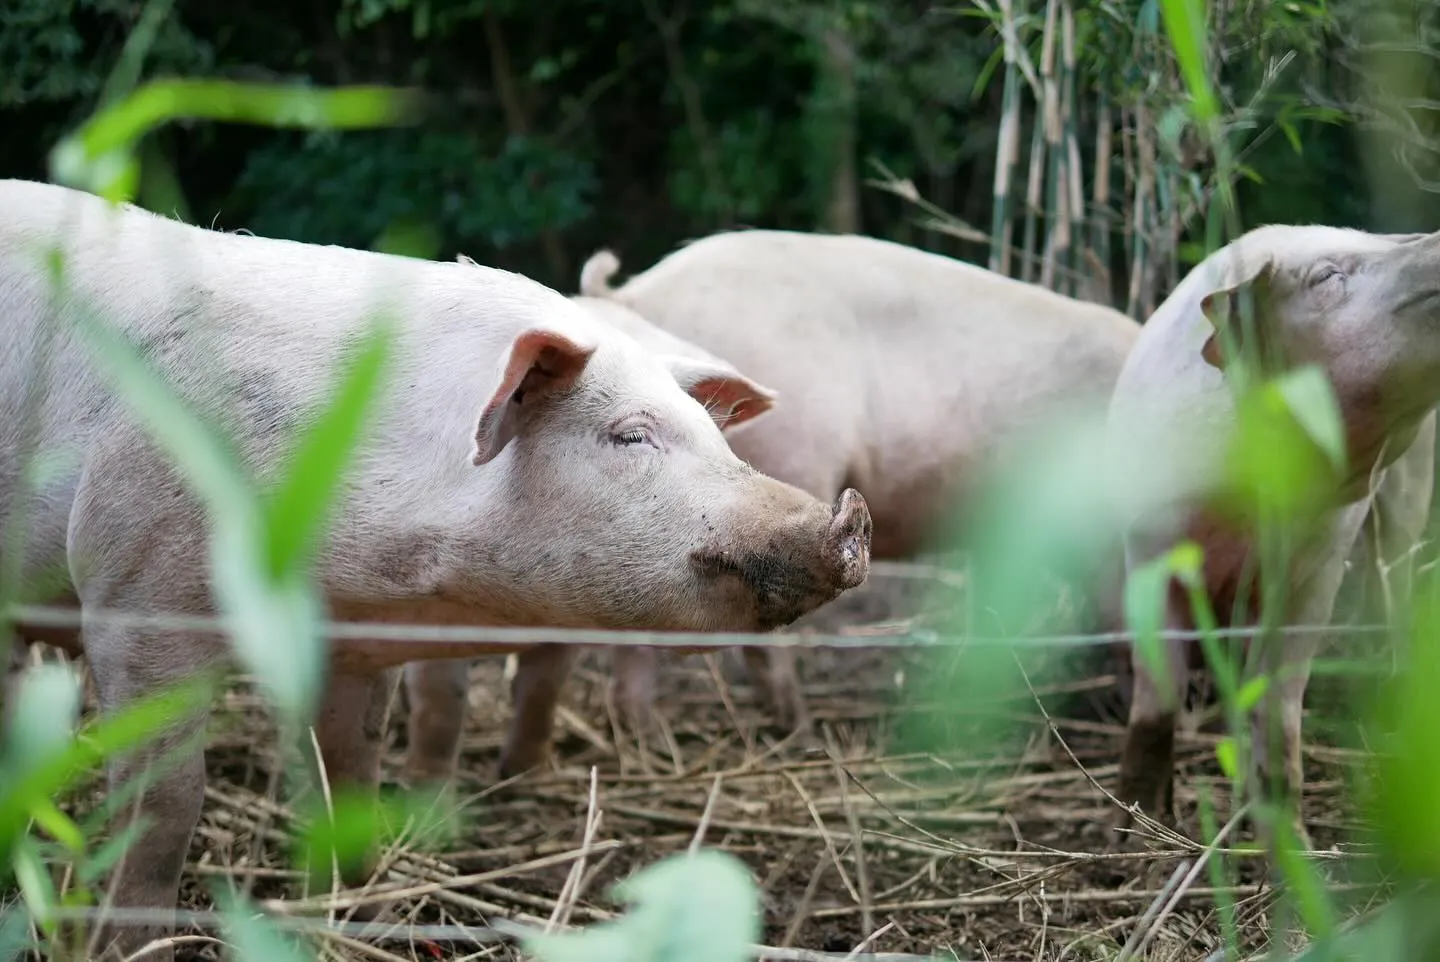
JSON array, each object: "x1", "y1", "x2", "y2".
[
  {"x1": 689, "y1": 485, "x2": 873, "y2": 632},
  {"x1": 825, "y1": 488, "x2": 873, "y2": 592}
]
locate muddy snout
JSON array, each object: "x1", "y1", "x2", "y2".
[{"x1": 825, "y1": 488, "x2": 872, "y2": 592}]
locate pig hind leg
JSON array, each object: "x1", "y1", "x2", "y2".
[
  {"x1": 402, "y1": 658, "x2": 470, "y2": 785},
  {"x1": 500, "y1": 644, "x2": 577, "y2": 778}
]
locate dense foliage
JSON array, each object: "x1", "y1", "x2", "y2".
[{"x1": 7, "y1": 0, "x2": 1438, "y2": 296}]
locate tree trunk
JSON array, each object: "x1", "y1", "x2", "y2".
[
  {"x1": 818, "y1": 27, "x2": 860, "y2": 234},
  {"x1": 483, "y1": 9, "x2": 569, "y2": 285}
]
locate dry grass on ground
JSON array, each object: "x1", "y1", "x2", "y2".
[{"x1": 32, "y1": 565, "x2": 1383, "y2": 961}]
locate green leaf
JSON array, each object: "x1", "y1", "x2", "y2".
[
  {"x1": 1271, "y1": 808, "x2": 1337, "y2": 938},
  {"x1": 1215, "y1": 736, "x2": 1239, "y2": 779},
  {"x1": 0, "y1": 906, "x2": 31, "y2": 961},
  {"x1": 12, "y1": 837, "x2": 58, "y2": 930},
  {"x1": 50, "y1": 79, "x2": 422, "y2": 202},
  {"x1": 216, "y1": 889, "x2": 317, "y2": 962},
  {"x1": 1123, "y1": 542, "x2": 1204, "y2": 715},
  {"x1": 27, "y1": 799, "x2": 84, "y2": 855},
  {"x1": 1158, "y1": 0, "x2": 1218, "y2": 122},
  {"x1": 1, "y1": 664, "x2": 82, "y2": 779},
  {"x1": 1272, "y1": 365, "x2": 1347, "y2": 471},
  {"x1": 1235, "y1": 674, "x2": 1270, "y2": 713},
  {"x1": 56, "y1": 260, "x2": 257, "y2": 524},
  {"x1": 262, "y1": 318, "x2": 395, "y2": 581},
  {"x1": 524, "y1": 850, "x2": 760, "y2": 962},
  {"x1": 0, "y1": 676, "x2": 214, "y2": 864}
]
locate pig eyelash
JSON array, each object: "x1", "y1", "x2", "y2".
[{"x1": 612, "y1": 426, "x2": 657, "y2": 448}]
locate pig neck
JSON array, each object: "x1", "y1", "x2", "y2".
[{"x1": 1334, "y1": 389, "x2": 1429, "y2": 503}]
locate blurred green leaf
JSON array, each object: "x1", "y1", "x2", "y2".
[
  {"x1": 1124, "y1": 542, "x2": 1204, "y2": 715},
  {"x1": 1221, "y1": 367, "x2": 1345, "y2": 526},
  {"x1": 1236, "y1": 675, "x2": 1270, "y2": 712},
  {"x1": 1273, "y1": 366, "x2": 1347, "y2": 472},
  {"x1": 524, "y1": 849, "x2": 760, "y2": 962},
  {"x1": 51, "y1": 79, "x2": 423, "y2": 201},
  {"x1": 12, "y1": 838, "x2": 58, "y2": 932},
  {"x1": 0, "y1": 675, "x2": 214, "y2": 868},
  {"x1": 1271, "y1": 810, "x2": 1337, "y2": 938},
  {"x1": 1, "y1": 663, "x2": 82, "y2": 779},
  {"x1": 1215, "y1": 736, "x2": 1239, "y2": 780},
  {"x1": 1159, "y1": 0, "x2": 1218, "y2": 122},
  {"x1": 0, "y1": 907, "x2": 29, "y2": 961},
  {"x1": 1366, "y1": 582, "x2": 1440, "y2": 880},
  {"x1": 216, "y1": 888, "x2": 317, "y2": 962},
  {"x1": 263, "y1": 318, "x2": 395, "y2": 581}
]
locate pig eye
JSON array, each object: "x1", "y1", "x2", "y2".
[
  {"x1": 1310, "y1": 264, "x2": 1344, "y2": 287},
  {"x1": 613, "y1": 426, "x2": 656, "y2": 448}
]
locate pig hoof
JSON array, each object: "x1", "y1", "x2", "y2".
[{"x1": 497, "y1": 744, "x2": 550, "y2": 781}]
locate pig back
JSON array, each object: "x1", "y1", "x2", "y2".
[{"x1": 603, "y1": 230, "x2": 1139, "y2": 553}]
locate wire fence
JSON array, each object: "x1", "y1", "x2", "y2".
[
  {"x1": 7, "y1": 601, "x2": 1399, "y2": 651},
  {"x1": 23, "y1": 905, "x2": 948, "y2": 962}
]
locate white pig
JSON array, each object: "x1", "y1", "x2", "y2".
[
  {"x1": 576, "y1": 230, "x2": 1143, "y2": 728},
  {"x1": 0, "y1": 180, "x2": 872, "y2": 959},
  {"x1": 1107, "y1": 225, "x2": 1440, "y2": 846}
]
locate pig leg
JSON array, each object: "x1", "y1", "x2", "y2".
[
  {"x1": 1115, "y1": 619, "x2": 1191, "y2": 834},
  {"x1": 402, "y1": 658, "x2": 470, "y2": 785},
  {"x1": 1249, "y1": 643, "x2": 1319, "y2": 852},
  {"x1": 311, "y1": 668, "x2": 400, "y2": 904},
  {"x1": 83, "y1": 620, "x2": 215, "y2": 962},
  {"x1": 608, "y1": 645, "x2": 659, "y2": 730},
  {"x1": 499, "y1": 644, "x2": 577, "y2": 778},
  {"x1": 743, "y1": 645, "x2": 809, "y2": 732}
]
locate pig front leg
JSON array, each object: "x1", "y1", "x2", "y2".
[
  {"x1": 82, "y1": 621, "x2": 217, "y2": 962},
  {"x1": 742, "y1": 645, "x2": 810, "y2": 732},
  {"x1": 1115, "y1": 620, "x2": 1191, "y2": 836},
  {"x1": 402, "y1": 658, "x2": 470, "y2": 785},
  {"x1": 311, "y1": 668, "x2": 400, "y2": 902},
  {"x1": 608, "y1": 645, "x2": 659, "y2": 730},
  {"x1": 500, "y1": 644, "x2": 576, "y2": 778},
  {"x1": 1248, "y1": 644, "x2": 1319, "y2": 852}
]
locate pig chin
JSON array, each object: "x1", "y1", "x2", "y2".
[{"x1": 688, "y1": 488, "x2": 873, "y2": 631}]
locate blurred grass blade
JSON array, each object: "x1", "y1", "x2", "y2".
[
  {"x1": 54, "y1": 257, "x2": 256, "y2": 523},
  {"x1": 1124, "y1": 542, "x2": 1204, "y2": 714},
  {"x1": 0, "y1": 906, "x2": 29, "y2": 961},
  {"x1": 1158, "y1": 0, "x2": 1218, "y2": 122},
  {"x1": 0, "y1": 676, "x2": 214, "y2": 864},
  {"x1": 524, "y1": 849, "x2": 760, "y2": 962},
  {"x1": 51, "y1": 80, "x2": 423, "y2": 200},
  {"x1": 216, "y1": 888, "x2": 317, "y2": 962},
  {"x1": 264, "y1": 318, "x2": 396, "y2": 580},
  {"x1": 1, "y1": 663, "x2": 82, "y2": 777}
]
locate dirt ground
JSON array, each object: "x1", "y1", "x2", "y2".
[{"x1": 40, "y1": 563, "x2": 1380, "y2": 961}]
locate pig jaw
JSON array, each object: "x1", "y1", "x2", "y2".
[{"x1": 689, "y1": 487, "x2": 873, "y2": 631}]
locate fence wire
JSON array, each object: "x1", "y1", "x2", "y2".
[
  {"x1": 7, "y1": 602, "x2": 1399, "y2": 651},
  {"x1": 22, "y1": 905, "x2": 945, "y2": 962}
]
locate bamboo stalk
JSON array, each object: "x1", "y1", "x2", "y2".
[
  {"x1": 1091, "y1": 95, "x2": 1113, "y2": 307},
  {"x1": 990, "y1": 0, "x2": 1024, "y2": 276},
  {"x1": 1061, "y1": 0, "x2": 1084, "y2": 300},
  {"x1": 1039, "y1": 0, "x2": 1063, "y2": 291}
]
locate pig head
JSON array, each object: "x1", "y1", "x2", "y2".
[{"x1": 1109, "y1": 224, "x2": 1440, "y2": 847}]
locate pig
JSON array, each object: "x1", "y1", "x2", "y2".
[
  {"x1": 0, "y1": 179, "x2": 872, "y2": 960},
  {"x1": 1107, "y1": 225, "x2": 1440, "y2": 847},
  {"x1": 400, "y1": 261, "x2": 786, "y2": 784},
  {"x1": 575, "y1": 230, "x2": 1143, "y2": 729}
]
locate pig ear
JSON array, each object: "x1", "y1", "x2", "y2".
[
  {"x1": 665, "y1": 357, "x2": 778, "y2": 433},
  {"x1": 472, "y1": 328, "x2": 598, "y2": 465},
  {"x1": 1198, "y1": 255, "x2": 1277, "y2": 370},
  {"x1": 1381, "y1": 232, "x2": 1430, "y2": 245}
]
